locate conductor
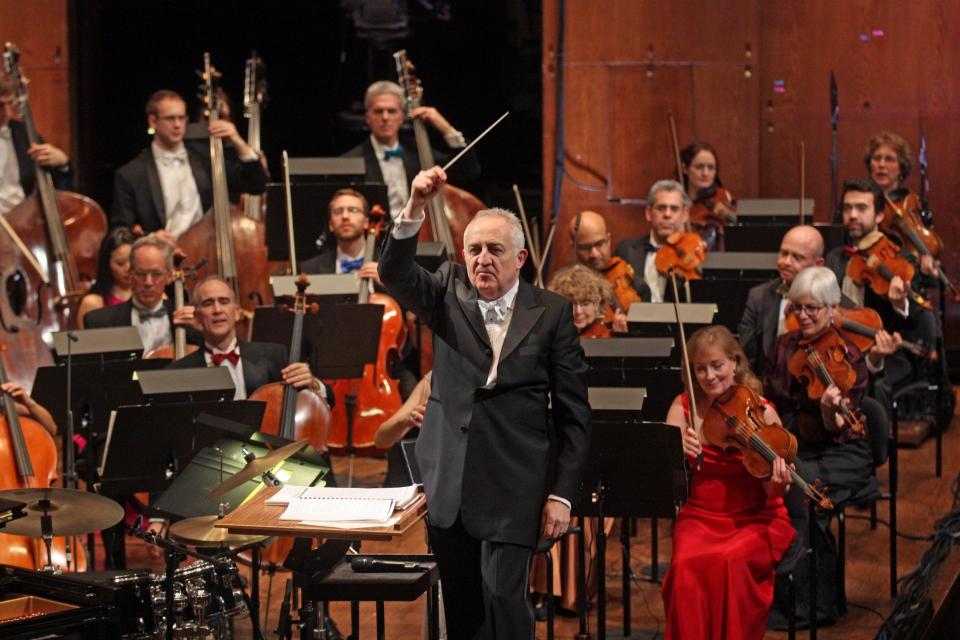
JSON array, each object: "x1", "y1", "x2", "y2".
[{"x1": 378, "y1": 166, "x2": 591, "y2": 638}]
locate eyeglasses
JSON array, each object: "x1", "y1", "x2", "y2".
[
  {"x1": 795, "y1": 303, "x2": 826, "y2": 316},
  {"x1": 133, "y1": 269, "x2": 167, "y2": 281},
  {"x1": 156, "y1": 115, "x2": 187, "y2": 123},
  {"x1": 331, "y1": 206, "x2": 364, "y2": 216},
  {"x1": 574, "y1": 238, "x2": 608, "y2": 252}
]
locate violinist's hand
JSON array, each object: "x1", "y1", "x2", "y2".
[
  {"x1": 283, "y1": 362, "x2": 318, "y2": 391},
  {"x1": 765, "y1": 457, "x2": 792, "y2": 498},
  {"x1": 920, "y1": 254, "x2": 939, "y2": 278},
  {"x1": 540, "y1": 498, "x2": 571, "y2": 542},
  {"x1": 682, "y1": 423, "x2": 702, "y2": 459},
  {"x1": 28, "y1": 143, "x2": 69, "y2": 168},
  {"x1": 172, "y1": 305, "x2": 196, "y2": 329},
  {"x1": 612, "y1": 309, "x2": 628, "y2": 333},
  {"x1": 357, "y1": 262, "x2": 382, "y2": 287},
  {"x1": 888, "y1": 276, "x2": 907, "y2": 312},
  {"x1": 407, "y1": 167, "x2": 447, "y2": 213},
  {"x1": 410, "y1": 106, "x2": 456, "y2": 138}
]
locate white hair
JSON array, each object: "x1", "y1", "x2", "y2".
[
  {"x1": 364, "y1": 81, "x2": 405, "y2": 109},
  {"x1": 788, "y1": 266, "x2": 841, "y2": 306},
  {"x1": 647, "y1": 179, "x2": 691, "y2": 208},
  {"x1": 463, "y1": 208, "x2": 525, "y2": 254}
]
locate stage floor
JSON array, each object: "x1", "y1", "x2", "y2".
[{"x1": 116, "y1": 393, "x2": 960, "y2": 639}]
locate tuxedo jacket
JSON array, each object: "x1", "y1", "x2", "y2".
[
  {"x1": 343, "y1": 134, "x2": 481, "y2": 193},
  {"x1": 379, "y1": 232, "x2": 591, "y2": 547},
  {"x1": 298, "y1": 245, "x2": 337, "y2": 275},
  {"x1": 167, "y1": 339, "x2": 287, "y2": 398},
  {"x1": 612, "y1": 236, "x2": 654, "y2": 301},
  {"x1": 109, "y1": 144, "x2": 268, "y2": 233},
  {"x1": 7, "y1": 120, "x2": 74, "y2": 195},
  {"x1": 82, "y1": 298, "x2": 203, "y2": 345}
]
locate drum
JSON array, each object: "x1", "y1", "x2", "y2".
[
  {"x1": 87, "y1": 569, "x2": 160, "y2": 639},
  {"x1": 150, "y1": 559, "x2": 247, "y2": 639}
]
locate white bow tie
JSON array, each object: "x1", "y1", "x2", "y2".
[
  {"x1": 160, "y1": 150, "x2": 188, "y2": 166},
  {"x1": 478, "y1": 299, "x2": 508, "y2": 324}
]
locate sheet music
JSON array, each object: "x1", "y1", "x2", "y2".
[
  {"x1": 265, "y1": 484, "x2": 308, "y2": 505},
  {"x1": 280, "y1": 496, "x2": 395, "y2": 523},
  {"x1": 297, "y1": 485, "x2": 420, "y2": 510}
]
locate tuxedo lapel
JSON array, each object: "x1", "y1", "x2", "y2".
[
  {"x1": 188, "y1": 149, "x2": 213, "y2": 211},
  {"x1": 239, "y1": 342, "x2": 269, "y2": 395},
  {"x1": 143, "y1": 152, "x2": 167, "y2": 226},
  {"x1": 500, "y1": 282, "x2": 545, "y2": 363},
  {"x1": 762, "y1": 280, "x2": 783, "y2": 359},
  {"x1": 455, "y1": 279, "x2": 491, "y2": 348},
  {"x1": 362, "y1": 140, "x2": 385, "y2": 184}
]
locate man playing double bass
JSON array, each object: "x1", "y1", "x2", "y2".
[
  {"x1": 379, "y1": 166, "x2": 591, "y2": 639},
  {"x1": 344, "y1": 81, "x2": 480, "y2": 218},
  {"x1": 110, "y1": 90, "x2": 268, "y2": 243},
  {"x1": 0, "y1": 72, "x2": 73, "y2": 215}
]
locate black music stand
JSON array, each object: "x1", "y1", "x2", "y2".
[
  {"x1": 96, "y1": 400, "x2": 264, "y2": 496},
  {"x1": 735, "y1": 198, "x2": 815, "y2": 224},
  {"x1": 137, "y1": 367, "x2": 236, "y2": 404},
  {"x1": 269, "y1": 274, "x2": 359, "y2": 305},
  {"x1": 574, "y1": 408, "x2": 687, "y2": 640},
  {"x1": 725, "y1": 222, "x2": 846, "y2": 253}
]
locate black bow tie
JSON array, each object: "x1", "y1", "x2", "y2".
[{"x1": 135, "y1": 306, "x2": 166, "y2": 321}]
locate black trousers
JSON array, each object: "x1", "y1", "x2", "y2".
[{"x1": 427, "y1": 514, "x2": 534, "y2": 640}]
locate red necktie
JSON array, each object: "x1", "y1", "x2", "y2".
[{"x1": 207, "y1": 348, "x2": 239, "y2": 366}]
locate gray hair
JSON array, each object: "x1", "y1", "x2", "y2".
[
  {"x1": 130, "y1": 235, "x2": 173, "y2": 270},
  {"x1": 463, "y1": 208, "x2": 526, "y2": 255},
  {"x1": 192, "y1": 275, "x2": 237, "y2": 303},
  {"x1": 647, "y1": 179, "x2": 691, "y2": 208},
  {"x1": 788, "y1": 266, "x2": 841, "y2": 306},
  {"x1": 364, "y1": 81, "x2": 405, "y2": 110}
]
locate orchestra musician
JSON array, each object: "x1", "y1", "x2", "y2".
[
  {"x1": 83, "y1": 235, "x2": 202, "y2": 351},
  {"x1": 0, "y1": 381, "x2": 57, "y2": 437},
  {"x1": 568, "y1": 210, "x2": 640, "y2": 331},
  {"x1": 662, "y1": 325, "x2": 794, "y2": 639},
  {"x1": 77, "y1": 226, "x2": 135, "y2": 328},
  {"x1": 548, "y1": 263, "x2": 617, "y2": 339},
  {"x1": 110, "y1": 89, "x2": 268, "y2": 242},
  {"x1": 343, "y1": 80, "x2": 480, "y2": 218},
  {"x1": 167, "y1": 276, "x2": 331, "y2": 404},
  {"x1": 614, "y1": 179, "x2": 691, "y2": 303},
  {"x1": 680, "y1": 141, "x2": 736, "y2": 251},
  {"x1": 379, "y1": 166, "x2": 591, "y2": 639},
  {"x1": 0, "y1": 71, "x2": 73, "y2": 215},
  {"x1": 299, "y1": 188, "x2": 382, "y2": 286}
]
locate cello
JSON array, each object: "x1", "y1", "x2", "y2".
[
  {"x1": 0, "y1": 344, "x2": 87, "y2": 571},
  {"x1": 178, "y1": 52, "x2": 275, "y2": 338},
  {"x1": 2, "y1": 43, "x2": 107, "y2": 328},
  {"x1": 327, "y1": 205, "x2": 405, "y2": 455},
  {"x1": 241, "y1": 51, "x2": 267, "y2": 222}
]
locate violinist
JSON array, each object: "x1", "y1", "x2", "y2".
[
  {"x1": 168, "y1": 276, "x2": 331, "y2": 404},
  {"x1": 83, "y1": 235, "x2": 202, "y2": 351},
  {"x1": 568, "y1": 210, "x2": 640, "y2": 330},
  {"x1": 0, "y1": 71, "x2": 73, "y2": 215},
  {"x1": 614, "y1": 179, "x2": 691, "y2": 302},
  {"x1": 548, "y1": 264, "x2": 617, "y2": 339},
  {"x1": 680, "y1": 141, "x2": 736, "y2": 251},
  {"x1": 343, "y1": 81, "x2": 480, "y2": 218},
  {"x1": 77, "y1": 226, "x2": 135, "y2": 328},
  {"x1": 662, "y1": 325, "x2": 794, "y2": 640},
  {"x1": 110, "y1": 89, "x2": 268, "y2": 242}
]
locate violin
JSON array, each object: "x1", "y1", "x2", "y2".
[
  {"x1": 689, "y1": 186, "x2": 737, "y2": 228},
  {"x1": 882, "y1": 193, "x2": 960, "y2": 301},
  {"x1": 579, "y1": 319, "x2": 612, "y2": 339},
  {"x1": 784, "y1": 304, "x2": 934, "y2": 361},
  {"x1": 701, "y1": 384, "x2": 833, "y2": 510},
  {"x1": 786, "y1": 328, "x2": 866, "y2": 437},
  {"x1": 654, "y1": 231, "x2": 707, "y2": 282},
  {"x1": 0, "y1": 344, "x2": 87, "y2": 571},
  {"x1": 601, "y1": 256, "x2": 643, "y2": 315},
  {"x1": 327, "y1": 205, "x2": 406, "y2": 453},
  {"x1": 846, "y1": 231, "x2": 933, "y2": 310}
]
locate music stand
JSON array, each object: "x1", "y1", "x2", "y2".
[
  {"x1": 582, "y1": 337, "x2": 674, "y2": 419},
  {"x1": 270, "y1": 274, "x2": 359, "y2": 305},
  {"x1": 725, "y1": 222, "x2": 846, "y2": 253},
  {"x1": 264, "y1": 181, "x2": 389, "y2": 263},
  {"x1": 736, "y1": 198, "x2": 815, "y2": 223},
  {"x1": 96, "y1": 400, "x2": 264, "y2": 496},
  {"x1": 574, "y1": 402, "x2": 687, "y2": 640},
  {"x1": 137, "y1": 367, "x2": 236, "y2": 404}
]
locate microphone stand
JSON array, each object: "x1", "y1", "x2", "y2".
[{"x1": 62, "y1": 331, "x2": 78, "y2": 571}]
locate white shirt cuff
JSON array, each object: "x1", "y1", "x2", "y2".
[
  {"x1": 547, "y1": 494, "x2": 571, "y2": 509},
  {"x1": 866, "y1": 354, "x2": 885, "y2": 374},
  {"x1": 240, "y1": 149, "x2": 260, "y2": 162},
  {"x1": 444, "y1": 130, "x2": 466, "y2": 148},
  {"x1": 391, "y1": 206, "x2": 426, "y2": 239}
]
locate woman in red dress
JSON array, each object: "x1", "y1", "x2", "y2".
[{"x1": 662, "y1": 325, "x2": 795, "y2": 639}]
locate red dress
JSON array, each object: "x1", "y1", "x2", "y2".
[{"x1": 662, "y1": 395, "x2": 795, "y2": 639}]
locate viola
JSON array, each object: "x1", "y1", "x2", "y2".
[
  {"x1": 689, "y1": 185, "x2": 737, "y2": 228},
  {"x1": 786, "y1": 328, "x2": 866, "y2": 437},
  {"x1": 846, "y1": 231, "x2": 933, "y2": 310},
  {"x1": 177, "y1": 53, "x2": 277, "y2": 340},
  {"x1": 0, "y1": 344, "x2": 87, "y2": 571},
  {"x1": 601, "y1": 256, "x2": 643, "y2": 313},
  {"x1": 882, "y1": 193, "x2": 960, "y2": 301},
  {"x1": 701, "y1": 384, "x2": 833, "y2": 510},
  {"x1": 784, "y1": 304, "x2": 934, "y2": 361},
  {"x1": 654, "y1": 231, "x2": 707, "y2": 282},
  {"x1": 327, "y1": 205, "x2": 406, "y2": 453},
  {"x1": 579, "y1": 320, "x2": 612, "y2": 339}
]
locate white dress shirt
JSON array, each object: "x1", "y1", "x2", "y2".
[
  {"x1": 131, "y1": 301, "x2": 172, "y2": 354},
  {"x1": 203, "y1": 337, "x2": 246, "y2": 400},
  {"x1": 642, "y1": 235, "x2": 667, "y2": 303},
  {"x1": 152, "y1": 141, "x2": 203, "y2": 239},
  {"x1": 370, "y1": 135, "x2": 410, "y2": 218},
  {"x1": 0, "y1": 125, "x2": 25, "y2": 215}
]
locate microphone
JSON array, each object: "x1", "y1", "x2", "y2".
[{"x1": 350, "y1": 557, "x2": 427, "y2": 573}]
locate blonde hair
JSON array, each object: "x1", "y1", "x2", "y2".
[
  {"x1": 684, "y1": 325, "x2": 762, "y2": 402},
  {"x1": 547, "y1": 264, "x2": 615, "y2": 315}
]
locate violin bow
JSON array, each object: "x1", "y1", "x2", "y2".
[
  {"x1": 666, "y1": 110, "x2": 684, "y2": 183},
  {"x1": 829, "y1": 71, "x2": 840, "y2": 222},
  {"x1": 669, "y1": 268, "x2": 703, "y2": 470},
  {"x1": 513, "y1": 184, "x2": 543, "y2": 287},
  {"x1": 798, "y1": 140, "x2": 806, "y2": 225},
  {"x1": 282, "y1": 150, "x2": 298, "y2": 274}
]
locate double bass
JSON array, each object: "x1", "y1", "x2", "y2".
[
  {"x1": 241, "y1": 51, "x2": 267, "y2": 222},
  {"x1": 0, "y1": 344, "x2": 86, "y2": 571},
  {"x1": 144, "y1": 250, "x2": 201, "y2": 360},
  {"x1": 178, "y1": 52, "x2": 275, "y2": 338}
]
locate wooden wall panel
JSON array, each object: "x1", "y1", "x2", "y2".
[{"x1": 0, "y1": 0, "x2": 70, "y2": 153}]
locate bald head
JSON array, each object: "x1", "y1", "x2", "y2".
[
  {"x1": 570, "y1": 211, "x2": 612, "y2": 271},
  {"x1": 777, "y1": 225, "x2": 825, "y2": 285}
]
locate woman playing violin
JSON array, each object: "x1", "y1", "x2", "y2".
[
  {"x1": 548, "y1": 264, "x2": 617, "y2": 339},
  {"x1": 662, "y1": 325, "x2": 794, "y2": 640},
  {"x1": 680, "y1": 142, "x2": 736, "y2": 252}
]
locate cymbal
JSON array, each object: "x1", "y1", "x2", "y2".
[
  {"x1": 206, "y1": 439, "x2": 309, "y2": 498},
  {"x1": 0, "y1": 488, "x2": 124, "y2": 537},
  {"x1": 169, "y1": 516, "x2": 267, "y2": 547}
]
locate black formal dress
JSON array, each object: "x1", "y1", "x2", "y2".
[{"x1": 379, "y1": 228, "x2": 591, "y2": 639}]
